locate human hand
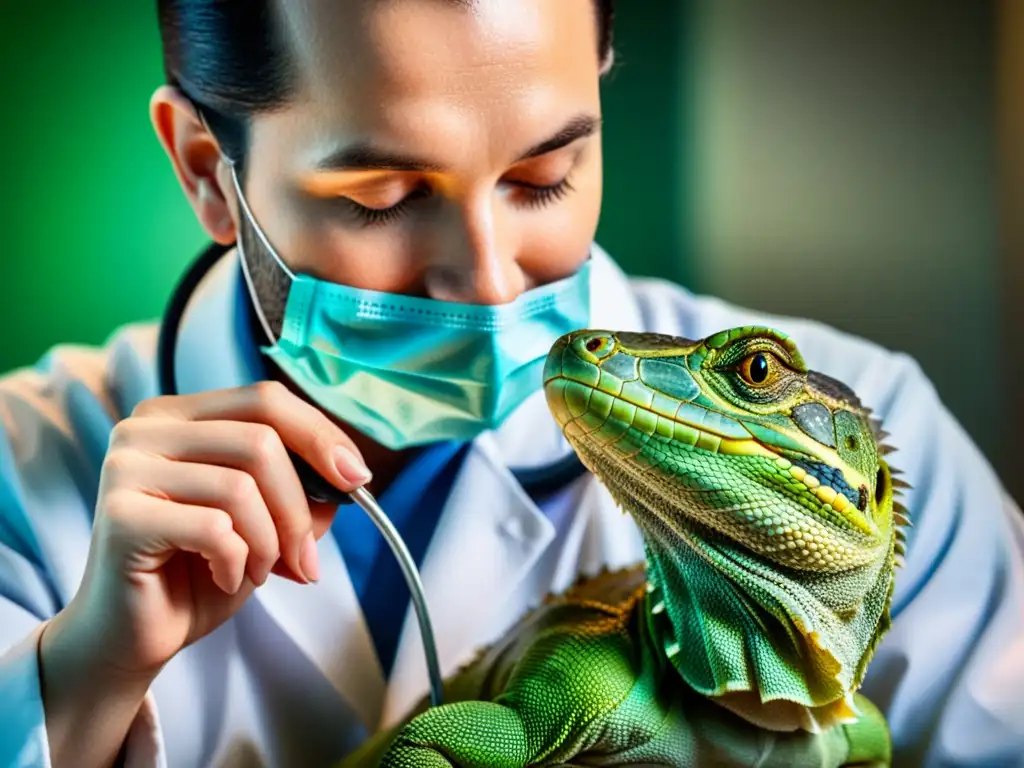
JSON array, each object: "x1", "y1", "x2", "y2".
[{"x1": 45, "y1": 379, "x2": 371, "y2": 680}]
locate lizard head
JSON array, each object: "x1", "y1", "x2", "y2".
[{"x1": 544, "y1": 327, "x2": 908, "y2": 730}]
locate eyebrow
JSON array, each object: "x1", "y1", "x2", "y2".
[
  {"x1": 517, "y1": 114, "x2": 602, "y2": 161},
  {"x1": 312, "y1": 113, "x2": 602, "y2": 173}
]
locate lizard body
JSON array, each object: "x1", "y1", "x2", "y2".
[{"x1": 339, "y1": 326, "x2": 905, "y2": 767}]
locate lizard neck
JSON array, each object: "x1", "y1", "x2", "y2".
[{"x1": 639, "y1": 518, "x2": 894, "y2": 733}]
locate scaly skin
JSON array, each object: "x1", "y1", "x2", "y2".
[{"x1": 339, "y1": 327, "x2": 907, "y2": 767}]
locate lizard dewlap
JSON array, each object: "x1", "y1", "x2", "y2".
[{"x1": 340, "y1": 326, "x2": 905, "y2": 768}]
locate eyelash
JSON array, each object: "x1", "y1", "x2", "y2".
[
  {"x1": 342, "y1": 177, "x2": 576, "y2": 227},
  {"x1": 344, "y1": 198, "x2": 413, "y2": 227},
  {"x1": 521, "y1": 177, "x2": 576, "y2": 210}
]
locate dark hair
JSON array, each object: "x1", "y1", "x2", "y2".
[{"x1": 157, "y1": 0, "x2": 616, "y2": 165}]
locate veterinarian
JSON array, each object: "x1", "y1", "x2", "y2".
[{"x1": 1, "y1": 1, "x2": 1021, "y2": 766}]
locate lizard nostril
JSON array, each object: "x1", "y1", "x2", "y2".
[{"x1": 586, "y1": 338, "x2": 604, "y2": 352}]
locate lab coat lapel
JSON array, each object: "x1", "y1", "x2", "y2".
[
  {"x1": 250, "y1": 531, "x2": 388, "y2": 730},
  {"x1": 173, "y1": 248, "x2": 386, "y2": 729}
]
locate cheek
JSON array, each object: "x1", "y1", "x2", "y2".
[
  {"x1": 280, "y1": 203, "x2": 422, "y2": 291},
  {"x1": 319, "y1": 227, "x2": 421, "y2": 290},
  {"x1": 241, "y1": 131, "x2": 425, "y2": 293}
]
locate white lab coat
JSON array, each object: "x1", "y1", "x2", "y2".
[{"x1": 0, "y1": 244, "x2": 1021, "y2": 767}]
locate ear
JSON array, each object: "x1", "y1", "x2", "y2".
[
  {"x1": 599, "y1": 47, "x2": 616, "y2": 77},
  {"x1": 150, "y1": 85, "x2": 238, "y2": 245}
]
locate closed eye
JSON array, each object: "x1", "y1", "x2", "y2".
[
  {"x1": 342, "y1": 176, "x2": 577, "y2": 227},
  {"x1": 512, "y1": 177, "x2": 575, "y2": 209},
  {"x1": 341, "y1": 186, "x2": 431, "y2": 227}
]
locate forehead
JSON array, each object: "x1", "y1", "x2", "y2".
[{"x1": 267, "y1": 0, "x2": 601, "y2": 161}]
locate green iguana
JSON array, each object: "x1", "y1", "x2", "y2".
[{"x1": 340, "y1": 326, "x2": 908, "y2": 767}]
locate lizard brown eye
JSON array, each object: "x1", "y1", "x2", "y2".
[
  {"x1": 586, "y1": 338, "x2": 603, "y2": 352},
  {"x1": 739, "y1": 353, "x2": 773, "y2": 386}
]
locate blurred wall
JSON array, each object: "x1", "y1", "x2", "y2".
[
  {"x1": 0, "y1": 2, "x2": 207, "y2": 373},
  {"x1": 685, "y1": 1, "x2": 1011, "y2": 493},
  {"x1": 596, "y1": 0, "x2": 694, "y2": 287},
  {"x1": 997, "y1": 0, "x2": 1024, "y2": 502}
]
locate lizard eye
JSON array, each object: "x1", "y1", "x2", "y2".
[{"x1": 738, "y1": 353, "x2": 775, "y2": 386}]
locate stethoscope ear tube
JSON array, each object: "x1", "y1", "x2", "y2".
[
  {"x1": 347, "y1": 486, "x2": 446, "y2": 707},
  {"x1": 156, "y1": 241, "x2": 231, "y2": 400}
]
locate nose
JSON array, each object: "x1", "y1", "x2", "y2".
[{"x1": 423, "y1": 196, "x2": 525, "y2": 305}]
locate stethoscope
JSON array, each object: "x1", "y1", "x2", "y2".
[{"x1": 155, "y1": 240, "x2": 589, "y2": 708}]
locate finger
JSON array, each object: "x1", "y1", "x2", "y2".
[
  {"x1": 111, "y1": 419, "x2": 314, "y2": 583},
  {"x1": 131, "y1": 381, "x2": 372, "y2": 492},
  {"x1": 271, "y1": 558, "x2": 312, "y2": 583},
  {"x1": 103, "y1": 489, "x2": 249, "y2": 595},
  {"x1": 268, "y1": 499, "x2": 341, "y2": 583},
  {"x1": 107, "y1": 449, "x2": 285, "y2": 586}
]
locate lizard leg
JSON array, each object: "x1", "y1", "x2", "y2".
[
  {"x1": 375, "y1": 620, "x2": 641, "y2": 767},
  {"x1": 378, "y1": 700, "x2": 530, "y2": 768}
]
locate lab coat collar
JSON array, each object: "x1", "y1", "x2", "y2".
[
  {"x1": 171, "y1": 242, "x2": 646, "y2": 728},
  {"x1": 379, "y1": 431, "x2": 557, "y2": 726}
]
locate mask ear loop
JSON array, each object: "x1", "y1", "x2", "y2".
[
  {"x1": 195, "y1": 104, "x2": 294, "y2": 343},
  {"x1": 203, "y1": 120, "x2": 445, "y2": 708},
  {"x1": 225, "y1": 159, "x2": 293, "y2": 347}
]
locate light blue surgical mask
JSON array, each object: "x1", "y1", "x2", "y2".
[{"x1": 228, "y1": 165, "x2": 592, "y2": 450}]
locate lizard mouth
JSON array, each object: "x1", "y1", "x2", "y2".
[{"x1": 546, "y1": 373, "x2": 775, "y2": 458}]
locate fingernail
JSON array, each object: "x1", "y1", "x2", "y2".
[
  {"x1": 300, "y1": 531, "x2": 320, "y2": 583},
  {"x1": 333, "y1": 445, "x2": 372, "y2": 486}
]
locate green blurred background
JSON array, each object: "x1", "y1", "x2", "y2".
[{"x1": 0, "y1": 1, "x2": 1018, "y2": 500}]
